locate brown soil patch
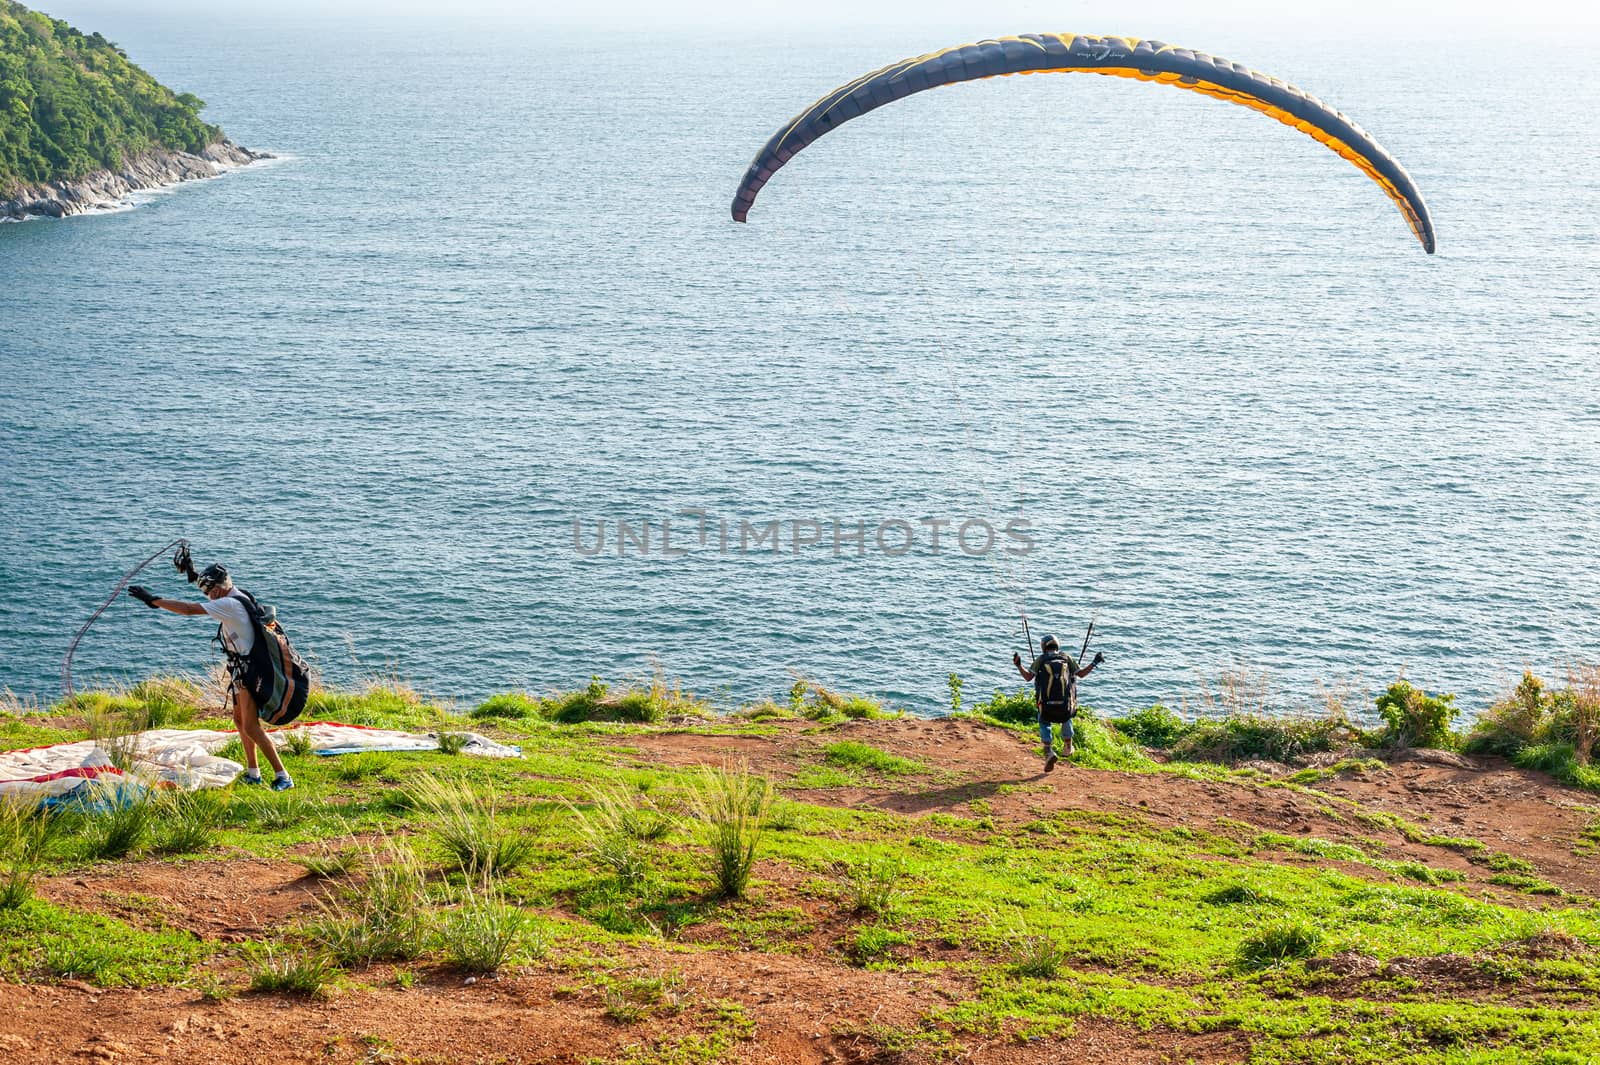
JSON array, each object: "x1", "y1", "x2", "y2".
[{"x1": 40, "y1": 856, "x2": 326, "y2": 941}]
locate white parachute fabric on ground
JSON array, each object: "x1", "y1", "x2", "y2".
[
  {"x1": 280, "y1": 721, "x2": 521, "y2": 759},
  {"x1": 0, "y1": 722, "x2": 520, "y2": 806}
]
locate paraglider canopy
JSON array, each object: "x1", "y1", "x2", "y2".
[{"x1": 732, "y1": 33, "x2": 1434, "y2": 253}]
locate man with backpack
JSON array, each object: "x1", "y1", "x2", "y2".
[
  {"x1": 129, "y1": 560, "x2": 305, "y2": 790},
  {"x1": 1013, "y1": 633, "x2": 1105, "y2": 771}
]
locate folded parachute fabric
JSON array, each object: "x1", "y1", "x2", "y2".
[
  {"x1": 277, "y1": 721, "x2": 521, "y2": 759},
  {"x1": 0, "y1": 722, "x2": 521, "y2": 807}
]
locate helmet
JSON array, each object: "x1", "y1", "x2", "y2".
[
  {"x1": 196, "y1": 563, "x2": 231, "y2": 593},
  {"x1": 1039, "y1": 633, "x2": 1060, "y2": 651}
]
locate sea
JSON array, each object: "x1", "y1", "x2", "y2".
[{"x1": 2, "y1": 14, "x2": 1597, "y2": 719}]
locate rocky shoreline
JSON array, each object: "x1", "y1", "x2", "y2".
[{"x1": 0, "y1": 140, "x2": 271, "y2": 221}]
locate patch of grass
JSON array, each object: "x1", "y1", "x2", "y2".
[
  {"x1": 850, "y1": 924, "x2": 911, "y2": 964},
  {"x1": 304, "y1": 839, "x2": 431, "y2": 966},
  {"x1": 438, "y1": 881, "x2": 542, "y2": 974},
  {"x1": 150, "y1": 787, "x2": 225, "y2": 855},
  {"x1": 834, "y1": 855, "x2": 907, "y2": 917},
  {"x1": 1238, "y1": 920, "x2": 1324, "y2": 969},
  {"x1": 436, "y1": 732, "x2": 469, "y2": 756},
  {"x1": 822, "y1": 741, "x2": 923, "y2": 776},
  {"x1": 233, "y1": 789, "x2": 314, "y2": 831},
  {"x1": 78, "y1": 781, "x2": 158, "y2": 859},
  {"x1": 1005, "y1": 920, "x2": 1068, "y2": 978},
  {"x1": 297, "y1": 844, "x2": 362, "y2": 879},
  {"x1": 685, "y1": 761, "x2": 774, "y2": 899},
  {"x1": 1171, "y1": 713, "x2": 1351, "y2": 764},
  {"x1": 1, "y1": 801, "x2": 64, "y2": 909},
  {"x1": 0, "y1": 899, "x2": 202, "y2": 986},
  {"x1": 570, "y1": 782, "x2": 674, "y2": 887},
  {"x1": 280, "y1": 730, "x2": 316, "y2": 757},
  {"x1": 1286, "y1": 758, "x2": 1388, "y2": 785},
  {"x1": 471, "y1": 692, "x2": 541, "y2": 720},
  {"x1": 789, "y1": 679, "x2": 893, "y2": 722},
  {"x1": 335, "y1": 751, "x2": 397, "y2": 783},
  {"x1": 541, "y1": 675, "x2": 710, "y2": 725},
  {"x1": 1111, "y1": 704, "x2": 1188, "y2": 748},
  {"x1": 409, "y1": 773, "x2": 539, "y2": 878},
  {"x1": 248, "y1": 945, "x2": 335, "y2": 998},
  {"x1": 1204, "y1": 882, "x2": 1278, "y2": 907}
]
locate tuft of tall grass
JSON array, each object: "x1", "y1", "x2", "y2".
[
  {"x1": 280, "y1": 730, "x2": 316, "y2": 758},
  {"x1": 684, "y1": 762, "x2": 774, "y2": 900},
  {"x1": 787, "y1": 678, "x2": 890, "y2": 721},
  {"x1": 408, "y1": 773, "x2": 538, "y2": 878},
  {"x1": 248, "y1": 945, "x2": 336, "y2": 998},
  {"x1": 297, "y1": 844, "x2": 363, "y2": 879},
  {"x1": 305, "y1": 839, "x2": 431, "y2": 966},
  {"x1": 569, "y1": 783, "x2": 672, "y2": 887},
  {"x1": 151, "y1": 788, "x2": 224, "y2": 855},
  {"x1": 436, "y1": 732, "x2": 469, "y2": 756},
  {"x1": 1, "y1": 799, "x2": 65, "y2": 909},
  {"x1": 834, "y1": 855, "x2": 906, "y2": 917},
  {"x1": 470, "y1": 692, "x2": 540, "y2": 720},
  {"x1": 335, "y1": 751, "x2": 396, "y2": 783},
  {"x1": 1238, "y1": 920, "x2": 1324, "y2": 969},
  {"x1": 438, "y1": 878, "x2": 542, "y2": 973},
  {"x1": 78, "y1": 780, "x2": 157, "y2": 859}
]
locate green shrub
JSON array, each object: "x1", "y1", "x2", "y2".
[
  {"x1": 436, "y1": 732, "x2": 469, "y2": 756},
  {"x1": 787, "y1": 679, "x2": 891, "y2": 721},
  {"x1": 1170, "y1": 713, "x2": 1347, "y2": 764},
  {"x1": 1238, "y1": 921, "x2": 1323, "y2": 969},
  {"x1": 1374, "y1": 679, "x2": 1460, "y2": 750},
  {"x1": 1069, "y1": 711, "x2": 1158, "y2": 771},
  {"x1": 1466, "y1": 672, "x2": 1549, "y2": 757},
  {"x1": 948, "y1": 673, "x2": 963, "y2": 714},
  {"x1": 685, "y1": 762, "x2": 774, "y2": 899},
  {"x1": 470, "y1": 692, "x2": 540, "y2": 720},
  {"x1": 1111, "y1": 705, "x2": 1188, "y2": 748},
  {"x1": 1204, "y1": 882, "x2": 1277, "y2": 907},
  {"x1": 971, "y1": 688, "x2": 1037, "y2": 728}
]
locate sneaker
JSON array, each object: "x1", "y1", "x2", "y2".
[
  {"x1": 1044, "y1": 752, "x2": 1059, "y2": 773},
  {"x1": 1062, "y1": 740, "x2": 1075, "y2": 759},
  {"x1": 270, "y1": 775, "x2": 295, "y2": 792},
  {"x1": 239, "y1": 772, "x2": 264, "y2": 786}
]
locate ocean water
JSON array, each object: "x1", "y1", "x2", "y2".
[{"x1": 2, "y1": 17, "x2": 1597, "y2": 717}]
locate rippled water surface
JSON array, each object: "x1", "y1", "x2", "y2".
[{"x1": 3, "y1": 18, "x2": 1597, "y2": 715}]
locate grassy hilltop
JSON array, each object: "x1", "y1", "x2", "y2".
[
  {"x1": 0, "y1": 1, "x2": 220, "y2": 193},
  {"x1": 2, "y1": 672, "x2": 1600, "y2": 1064}
]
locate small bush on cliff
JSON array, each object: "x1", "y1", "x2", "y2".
[
  {"x1": 1170, "y1": 713, "x2": 1349, "y2": 765},
  {"x1": 1112, "y1": 705, "x2": 1188, "y2": 748},
  {"x1": 1374, "y1": 679, "x2": 1460, "y2": 750}
]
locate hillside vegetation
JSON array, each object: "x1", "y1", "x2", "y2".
[
  {"x1": 3, "y1": 674, "x2": 1600, "y2": 1063},
  {"x1": 0, "y1": 1, "x2": 220, "y2": 193}
]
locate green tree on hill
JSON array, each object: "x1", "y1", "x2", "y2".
[{"x1": 0, "y1": 0, "x2": 221, "y2": 193}]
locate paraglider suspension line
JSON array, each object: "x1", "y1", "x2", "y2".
[{"x1": 61, "y1": 537, "x2": 189, "y2": 702}]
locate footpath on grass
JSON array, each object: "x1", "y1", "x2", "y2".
[{"x1": 1, "y1": 671, "x2": 1599, "y2": 1065}]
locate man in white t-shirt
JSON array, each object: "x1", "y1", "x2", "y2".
[{"x1": 129, "y1": 564, "x2": 293, "y2": 790}]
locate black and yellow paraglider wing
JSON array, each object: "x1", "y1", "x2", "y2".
[{"x1": 731, "y1": 34, "x2": 1434, "y2": 253}]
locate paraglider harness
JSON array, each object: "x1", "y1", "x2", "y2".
[
  {"x1": 176, "y1": 546, "x2": 309, "y2": 726},
  {"x1": 1034, "y1": 649, "x2": 1079, "y2": 725}
]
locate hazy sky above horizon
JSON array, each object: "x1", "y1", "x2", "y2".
[{"x1": 32, "y1": 0, "x2": 1600, "y2": 31}]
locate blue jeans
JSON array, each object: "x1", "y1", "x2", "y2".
[{"x1": 1040, "y1": 717, "x2": 1073, "y2": 753}]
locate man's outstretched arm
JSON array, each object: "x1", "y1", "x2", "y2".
[
  {"x1": 1076, "y1": 651, "x2": 1106, "y2": 679},
  {"x1": 129, "y1": 586, "x2": 208, "y2": 616},
  {"x1": 1012, "y1": 652, "x2": 1035, "y2": 682}
]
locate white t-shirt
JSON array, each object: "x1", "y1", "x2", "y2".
[{"x1": 201, "y1": 594, "x2": 255, "y2": 656}]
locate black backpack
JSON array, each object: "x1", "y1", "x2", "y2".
[
  {"x1": 1035, "y1": 650, "x2": 1078, "y2": 724},
  {"x1": 217, "y1": 589, "x2": 310, "y2": 726}
]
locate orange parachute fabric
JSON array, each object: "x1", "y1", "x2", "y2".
[{"x1": 732, "y1": 34, "x2": 1434, "y2": 253}]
